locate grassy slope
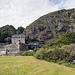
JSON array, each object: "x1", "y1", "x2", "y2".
[{"x1": 0, "y1": 56, "x2": 75, "y2": 75}]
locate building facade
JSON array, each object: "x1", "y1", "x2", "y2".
[{"x1": 12, "y1": 34, "x2": 25, "y2": 44}]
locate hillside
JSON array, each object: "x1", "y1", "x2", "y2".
[
  {"x1": 0, "y1": 56, "x2": 75, "y2": 75},
  {"x1": 24, "y1": 8, "x2": 75, "y2": 44}
]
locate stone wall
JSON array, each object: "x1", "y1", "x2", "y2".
[
  {"x1": 5, "y1": 43, "x2": 26, "y2": 55},
  {"x1": 19, "y1": 43, "x2": 28, "y2": 51},
  {"x1": 0, "y1": 43, "x2": 8, "y2": 48},
  {"x1": 5, "y1": 44, "x2": 20, "y2": 55},
  {"x1": 12, "y1": 37, "x2": 25, "y2": 44},
  {"x1": 0, "y1": 43, "x2": 8, "y2": 55},
  {"x1": 0, "y1": 51, "x2": 6, "y2": 55}
]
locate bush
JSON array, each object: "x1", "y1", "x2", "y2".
[
  {"x1": 55, "y1": 32, "x2": 75, "y2": 46},
  {"x1": 34, "y1": 48, "x2": 49, "y2": 59},
  {"x1": 35, "y1": 44, "x2": 75, "y2": 63},
  {"x1": 51, "y1": 49, "x2": 69, "y2": 62},
  {"x1": 42, "y1": 44, "x2": 49, "y2": 49},
  {"x1": 34, "y1": 48, "x2": 39, "y2": 52},
  {"x1": 61, "y1": 44, "x2": 75, "y2": 62},
  {"x1": 64, "y1": 32, "x2": 75, "y2": 44},
  {"x1": 55, "y1": 36, "x2": 69, "y2": 46},
  {"x1": 22, "y1": 51, "x2": 34, "y2": 56}
]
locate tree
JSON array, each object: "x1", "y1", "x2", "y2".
[
  {"x1": 17, "y1": 26, "x2": 24, "y2": 34},
  {"x1": 0, "y1": 29, "x2": 11, "y2": 42},
  {"x1": 4, "y1": 37, "x2": 11, "y2": 44}
]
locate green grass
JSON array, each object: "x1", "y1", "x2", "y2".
[
  {"x1": 57, "y1": 61, "x2": 75, "y2": 68},
  {"x1": 0, "y1": 56, "x2": 75, "y2": 75}
]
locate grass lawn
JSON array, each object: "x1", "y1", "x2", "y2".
[{"x1": 0, "y1": 56, "x2": 75, "y2": 75}]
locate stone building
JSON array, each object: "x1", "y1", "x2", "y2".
[
  {"x1": 5, "y1": 34, "x2": 26, "y2": 55},
  {"x1": 12, "y1": 34, "x2": 25, "y2": 44},
  {"x1": 0, "y1": 34, "x2": 43, "y2": 55}
]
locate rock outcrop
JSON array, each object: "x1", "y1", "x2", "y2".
[{"x1": 24, "y1": 8, "x2": 75, "y2": 44}]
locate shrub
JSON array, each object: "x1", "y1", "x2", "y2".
[
  {"x1": 55, "y1": 32, "x2": 75, "y2": 46},
  {"x1": 55, "y1": 36, "x2": 69, "y2": 46},
  {"x1": 61, "y1": 44, "x2": 75, "y2": 62},
  {"x1": 64, "y1": 32, "x2": 75, "y2": 44},
  {"x1": 35, "y1": 44, "x2": 75, "y2": 63},
  {"x1": 34, "y1": 48, "x2": 39, "y2": 52},
  {"x1": 34, "y1": 48, "x2": 48, "y2": 59},
  {"x1": 22, "y1": 51, "x2": 34, "y2": 56},
  {"x1": 42, "y1": 44, "x2": 49, "y2": 49}
]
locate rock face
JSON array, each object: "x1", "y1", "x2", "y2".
[{"x1": 24, "y1": 8, "x2": 75, "y2": 44}]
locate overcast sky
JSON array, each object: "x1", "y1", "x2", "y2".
[{"x1": 0, "y1": 0, "x2": 75, "y2": 28}]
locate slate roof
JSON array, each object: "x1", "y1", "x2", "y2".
[{"x1": 12, "y1": 34, "x2": 25, "y2": 38}]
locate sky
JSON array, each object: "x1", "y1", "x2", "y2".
[{"x1": 0, "y1": 0, "x2": 75, "y2": 28}]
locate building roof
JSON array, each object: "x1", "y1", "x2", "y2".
[{"x1": 12, "y1": 34, "x2": 25, "y2": 38}]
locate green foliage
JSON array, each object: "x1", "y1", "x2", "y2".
[
  {"x1": 47, "y1": 12, "x2": 53, "y2": 16},
  {"x1": 60, "y1": 8, "x2": 74, "y2": 12},
  {"x1": 55, "y1": 36, "x2": 69, "y2": 46},
  {"x1": 61, "y1": 44, "x2": 75, "y2": 62},
  {"x1": 4, "y1": 37, "x2": 11, "y2": 44},
  {"x1": 22, "y1": 51, "x2": 34, "y2": 56},
  {"x1": 40, "y1": 22, "x2": 45, "y2": 24},
  {"x1": 34, "y1": 48, "x2": 39, "y2": 52},
  {"x1": 35, "y1": 44, "x2": 75, "y2": 63},
  {"x1": 52, "y1": 18, "x2": 56, "y2": 22},
  {"x1": 17, "y1": 26, "x2": 24, "y2": 34},
  {"x1": 51, "y1": 49, "x2": 69, "y2": 62},
  {"x1": 34, "y1": 48, "x2": 69, "y2": 62},
  {"x1": 64, "y1": 32, "x2": 75, "y2": 44},
  {"x1": 42, "y1": 44, "x2": 49, "y2": 49},
  {"x1": 0, "y1": 29, "x2": 11, "y2": 43},
  {"x1": 57, "y1": 61, "x2": 75, "y2": 68},
  {"x1": 60, "y1": 9, "x2": 66, "y2": 12},
  {"x1": 55, "y1": 32, "x2": 75, "y2": 46},
  {"x1": 34, "y1": 48, "x2": 48, "y2": 59}
]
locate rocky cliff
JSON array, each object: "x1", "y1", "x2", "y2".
[{"x1": 24, "y1": 8, "x2": 75, "y2": 44}]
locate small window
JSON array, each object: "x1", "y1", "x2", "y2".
[{"x1": 18, "y1": 40, "x2": 21, "y2": 43}]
